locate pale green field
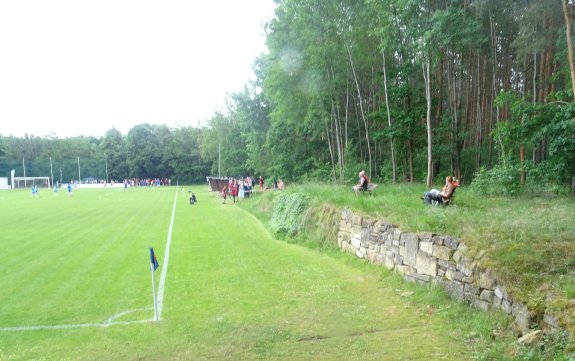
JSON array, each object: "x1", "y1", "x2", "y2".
[{"x1": 0, "y1": 186, "x2": 498, "y2": 360}]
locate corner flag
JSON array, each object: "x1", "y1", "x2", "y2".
[
  {"x1": 150, "y1": 247, "x2": 160, "y2": 321},
  {"x1": 150, "y1": 247, "x2": 159, "y2": 271}
]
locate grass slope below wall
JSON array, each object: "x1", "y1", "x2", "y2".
[{"x1": 239, "y1": 183, "x2": 575, "y2": 359}]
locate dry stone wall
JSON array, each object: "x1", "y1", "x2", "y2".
[{"x1": 337, "y1": 208, "x2": 559, "y2": 336}]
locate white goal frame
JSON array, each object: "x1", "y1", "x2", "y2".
[{"x1": 11, "y1": 176, "x2": 51, "y2": 189}]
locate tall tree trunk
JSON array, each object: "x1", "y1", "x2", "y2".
[
  {"x1": 423, "y1": 60, "x2": 433, "y2": 187},
  {"x1": 347, "y1": 45, "x2": 372, "y2": 177},
  {"x1": 562, "y1": 0, "x2": 575, "y2": 98},
  {"x1": 382, "y1": 51, "x2": 397, "y2": 183},
  {"x1": 325, "y1": 118, "x2": 336, "y2": 182}
]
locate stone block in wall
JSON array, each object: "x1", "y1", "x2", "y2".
[
  {"x1": 437, "y1": 259, "x2": 455, "y2": 271},
  {"x1": 479, "y1": 269, "x2": 497, "y2": 290},
  {"x1": 355, "y1": 249, "x2": 365, "y2": 259},
  {"x1": 384, "y1": 253, "x2": 395, "y2": 270},
  {"x1": 341, "y1": 208, "x2": 353, "y2": 222},
  {"x1": 412, "y1": 273, "x2": 432, "y2": 284},
  {"x1": 352, "y1": 214, "x2": 362, "y2": 226},
  {"x1": 462, "y1": 276, "x2": 474, "y2": 284},
  {"x1": 443, "y1": 280, "x2": 465, "y2": 302},
  {"x1": 395, "y1": 253, "x2": 404, "y2": 266},
  {"x1": 458, "y1": 264, "x2": 475, "y2": 277},
  {"x1": 373, "y1": 220, "x2": 387, "y2": 233},
  {"x1": 420, "y1": 232, "x2": 434, "y2": 241},
  {"x1": 437, "y1": 269, "x2": 445, "y2": 277},
  {"x1": 393, "y1": 229, "x2": 402, "y2": 241},
  {"x1": 432, "y1": 235, "x2": 444, "y2": 245},
  {"x1": 420, "y1": 241, "x2": 433, "y2": 255},
  {"x1": 493, "y1": 295, "x2": 502, "y2": 309},
  {"x1": 403, "y1": 233, "x2": 418, "y2": 267},
  {"x1": 480, "y1": 289, "x2": 494, "y2": 303},
  {"x1": 342, "y1": 242, "x2": 356, "y2": 256},
  {"x1": 416, "y1": 250, "x2": 437, "y2": 277},
  {"x1": 464, "y1": 283, "x2": 480, "y2": 297},
  {"x1": 494, "y1": 286, "x2": 510, "y2": 302},
  {"x1": 395, "y1": 264, "x2": 406, "y2": 275},
  {"x1": 371, "y1": 232, "x2": 383, "y2": 244},
  {"x1": 351, "y1": 234, "x2": 361, "y2": 249},
  {"x1": 501, "y1": 299, "x2": 513, "y2": 314},
  {"x1": 512, "y1": 302, "x2": 532, "y2": 336},
  {"x1": 472, "y1": 299, "x2": 490, "y2": 311},
  {"x1": 405, "y1": 275, "x2": 431, "y2": 286},
  {"x1": 432, "y1": 245, "x2": 453, "y2": 261},
  {"x1": 360, "y1": 228, "x2": 371, "y2": 247},
  {"x1": 446, "y1": 269, "x2": 465, "y2": 282},
  {"x1": 444, "y1": 236, "x2": 460, "y2": 250},
  {"x1": 463, "y1": 292, "x2": 475, "y2": 304},
  {"x1": 338, "y1": 231, "x2": 350, "y2": 244},
  {"x1": 453, "y1": 247, "x2": 468, "y2": 264},
  {"x1": 369, "y1": 250, "x2": 384, "y2": 265}
]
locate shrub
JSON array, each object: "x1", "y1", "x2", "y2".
[
  {"x1": 269, "y1": 192, "x2": 309, "y2": 235},
  {"x1": 470, "y1": 163, "x2": 522, "y2": 196}
]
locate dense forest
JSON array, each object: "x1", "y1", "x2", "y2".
[{"x1": 1, "y1": 0, "x2": 575, "y2": 193}]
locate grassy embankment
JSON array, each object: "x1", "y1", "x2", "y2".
[{"x1": 239, "y1": 183, "x2": 575, "y2": 359}]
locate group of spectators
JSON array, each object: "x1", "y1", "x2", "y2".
[{"x1": 220, "y1": 176, "x2": 256, "y2": 204}]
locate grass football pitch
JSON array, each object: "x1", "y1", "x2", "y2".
[{"x1": 0, "y1": 186, "x2": 482, "y2": 360}]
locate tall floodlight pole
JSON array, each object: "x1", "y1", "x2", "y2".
[
  {"x1": 23, "y1": 158, "x2": 26, "y2": 188},
  {"x1": 77, "y1": 157, "x2": 81, "y2": 183},
  {"x1": 105, "y1": 153, "x2": 109, "y2": 183},
  {"x1": 218, "y1": 143, "x2": 221, "y2": 178},
  {"x1": 50, "y1": 157, "x2": 54, "y2": 188}
]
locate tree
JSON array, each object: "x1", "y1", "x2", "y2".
[{"x1": 100, "y1": 128, "x2": 127, "y2": 181}]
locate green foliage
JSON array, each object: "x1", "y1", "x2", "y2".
[
  {"x1": 469, "y1": 164, "x2": 523, "y2": 196},
  {"x1": 270, "y1": 192, "x2": 309, "y2": 235}
]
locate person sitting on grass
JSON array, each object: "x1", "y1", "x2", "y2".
[
  {"x1": 352, "y1": 170, "x2": 369, "y2": 196},
  {"x1": 423, "y1": 176, "x2": 457, "y2": 205}
]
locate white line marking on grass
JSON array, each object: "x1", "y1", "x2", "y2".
[
  {"x1": 0, "y1": 308, "x2": 155, "y2": 332},
  {"x1": 0, "y1": 187, "x2": 180, "y2": 332},
  {"x1": 156, "y1": 185, "x2": 178, "y2": 320}
]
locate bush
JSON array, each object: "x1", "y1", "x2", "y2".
[
  {"x1": 269, "y1": 192, "x2": 309, "y2": 235},
  {"x1": 469, "y1": 163, "x2": 523, "y2": 196}
]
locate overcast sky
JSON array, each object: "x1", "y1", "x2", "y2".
[{"x1": 0, "y1": 0, "x2": 276, "y2": 138}]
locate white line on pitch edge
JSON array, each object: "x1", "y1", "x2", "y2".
[{"x1": 156, "y1": 185, "x2": 178, "y2": 321}]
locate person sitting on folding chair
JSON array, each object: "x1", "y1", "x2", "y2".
[
  {"x1": 353, "y1": 170, "x2": 370, "y2": 196},
  {"x1": 423, "y1": 176, "x2": 456, "y2": 205}
]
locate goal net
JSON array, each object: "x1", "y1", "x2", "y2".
[{"x1": 12, "y1": 176, "x2": 51, "y2": 189}]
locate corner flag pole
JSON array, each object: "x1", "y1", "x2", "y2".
[{"x1": 150, "y1": 247, "x2": 159, "y2": 321}]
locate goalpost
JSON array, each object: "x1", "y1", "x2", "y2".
[{"x1": 11, "y1": 177, "x2": 51, "y2": 189}]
